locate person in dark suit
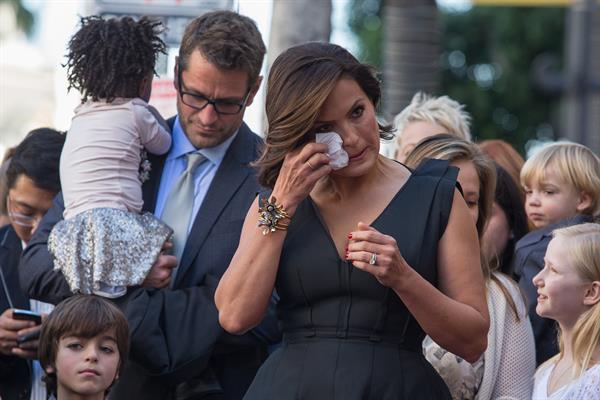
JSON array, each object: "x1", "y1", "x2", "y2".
[
  {"x1": 0, "y1": 128, "x2": 64, "y2": 400},
  {"x1": 19, "y1": 10, "x2": 279, "y2": 400}
]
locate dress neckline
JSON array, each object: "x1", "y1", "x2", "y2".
[
  {"x1": 307, "y1": 166, "x2": 415, "y2": 262},
  {"x1": 544, "y1": 362, "x2": 600, "y2": 398}
]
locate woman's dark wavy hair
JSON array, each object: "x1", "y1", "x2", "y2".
[
  {"x1": 64, "y1": 15, "x2": 166, "y2": 102},
  {"x1": 493, "y1": 164, "x2": 529, "y2": 276},
  {"x1": 255, "y1": 42, "x2": 393, "y2": 188}
]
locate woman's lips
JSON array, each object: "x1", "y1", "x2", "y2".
[{"x1": 348, "y1": 148, "x2": 366, "y2": 161}]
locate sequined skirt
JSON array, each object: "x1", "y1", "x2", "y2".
[{"x1": 48, "y1": 207, "x2": 172, "y2": 297}]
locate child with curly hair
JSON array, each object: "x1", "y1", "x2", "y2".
[{"x1": 49, "y1": 16, "x2": 173, "y2": 298}]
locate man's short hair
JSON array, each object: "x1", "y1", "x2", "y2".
[
  {"x1": 6, "y1": 128, "x2": 65, "y2": 193},
  {"x1": 178, "y1": 10, "x2": 266, "y2": 85}
]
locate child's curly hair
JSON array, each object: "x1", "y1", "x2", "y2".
[{"x1": 64, "y1": 15, "x2": 166, "y2": 102}]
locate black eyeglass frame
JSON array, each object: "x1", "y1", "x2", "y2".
[{"x1": 176, "y1": 63, "x2": 251, "y2": 115}]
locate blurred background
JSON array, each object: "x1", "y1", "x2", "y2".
[{"x1": 1, "y1": 0, "x2": 598, "y2": 158}]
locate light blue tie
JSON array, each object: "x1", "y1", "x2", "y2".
[{"x1": 161, "y1": 152, "x2": 206, "y2": 284}]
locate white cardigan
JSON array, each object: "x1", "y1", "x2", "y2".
[{"x1": 424, "y1": 273, "x2": 536, "y2": 400}]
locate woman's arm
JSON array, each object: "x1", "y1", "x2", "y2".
[
  {"x1": 348, "y1": 189, "x2": 489, "y2": 363},
  {"x1": 215, "y1": 143, "x2": 331, "y2": 334},
  {"x1": 215, "y1": 196, "x2": 285, "y2": 334}
]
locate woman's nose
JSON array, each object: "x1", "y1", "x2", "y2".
[{"x1": 339, "y1": 126, "x2": 358, "y2": 147}]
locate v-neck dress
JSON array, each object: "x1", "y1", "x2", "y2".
[{"x1": 244, "y1": 159, "x2": 458, "y2": 400}]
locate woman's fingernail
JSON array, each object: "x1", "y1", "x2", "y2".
[{"x1": 348, "y1": 233, "x2": 353, "y2": 239}]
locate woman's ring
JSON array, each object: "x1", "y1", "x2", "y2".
[
  {"x1": 307, "y1": 160, "x2": 315, "y2": 170},
  {"x1": 369, "y1": 252, "x2": 377, "y2": 265}
]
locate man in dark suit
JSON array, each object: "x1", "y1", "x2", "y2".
[
  {"x1": 19, "y1": 11, "x2": 278, "y2": 400},
  {"x1": 1, "y1": 129, "x2": 64, "y2": 400}
]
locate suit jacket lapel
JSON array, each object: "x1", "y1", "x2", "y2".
[
  {"x1": 141, "y1": 117, "x2": 175, "y2": 212},
  {"x1": 141, "y1": 152, "x2": 166, "y2": 213},
  {"x1": 0, "y1": 227, "x2": 29, "y2": 310},
  {"x1": 174, "y1": 124, "x2": 255, "y2": 286}
]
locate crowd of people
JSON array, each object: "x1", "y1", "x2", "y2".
[{"x1": 0, "y1": 9, "x2": 599, "y2": 400}]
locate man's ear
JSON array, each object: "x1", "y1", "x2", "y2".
[
  {"x1": 244, "y1": 76, "x2": 263, "y2": 108},
  {"x1": 583, "y1": 281, "x2": 600, "y2": 306},
  {"x1": 46, "y1": 365, "x2": 55, "y2": 374},
  {"x1": 576, "y1": 191, "x2": 592, "y2": 213},
  {"x1": 173, "y1": 57, "x2": 180, "y2": 92}
]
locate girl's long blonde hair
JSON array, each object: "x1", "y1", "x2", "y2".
[{"x1": 545, "y1": 223, "x2": 600, "y2": 378}]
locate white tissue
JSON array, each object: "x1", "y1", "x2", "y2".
[{"x1": 316, "y1": 132, "x2": 349, "y2": 170}]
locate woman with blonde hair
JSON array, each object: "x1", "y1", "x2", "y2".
[
  {"x1": 392, "y1": 92, "x2": 472, "y2": 162},
  {"x1": 532, "y1": 223, "x2": 600, "y2": 399},
  {"x1": 405, "y1": 134, "x2": 536, "y2": 400},
  {"x1": 215, "y1": 43, "x2": 489, "y2": 399}
]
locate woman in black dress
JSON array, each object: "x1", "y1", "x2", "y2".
[{"x1": 215, "y1": 42, "x2": 489, "y2": 399}]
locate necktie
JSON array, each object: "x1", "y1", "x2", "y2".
[{"x1": 161, "y1": 152, "x2": 206, "y2": 283}]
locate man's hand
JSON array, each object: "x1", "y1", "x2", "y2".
[
  {"x1": 142, "y1": 253, "x2": 177, "y2": 289},
  {"x1": 12, "y1": 324, "x2": 43, "y2": 359},
  {"x1": 0, "y1": 308, "x2": 37, "y2": 357}
]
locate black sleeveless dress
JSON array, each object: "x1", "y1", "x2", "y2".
[{"x1": 244, "y1": 159, "x2": 457, "y2": 400}]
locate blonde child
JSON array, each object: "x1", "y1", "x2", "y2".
[
  {"x1": 38, "y1": 295, "x2": 130, "y2": 400},
  {"x1": 513, "y1": 142, "x2": 600, "y2": 365},
  {"x1": 48, "y1": 16, "x2": 173, "y2": 298},
  {"x1": 531, "y1": 223, "x2": 600, "y2": 399}
]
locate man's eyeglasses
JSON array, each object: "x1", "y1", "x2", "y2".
[
  {"x1": 7, "y1": 197, "x2": 42, "y2": 228},
  {"x1": 177, "y1": 63, "x2": 250, "y2": 115}
]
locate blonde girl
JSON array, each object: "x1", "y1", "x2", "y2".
[{"x1": 532, "y1": 223, "x2": 600, "y2": 399}]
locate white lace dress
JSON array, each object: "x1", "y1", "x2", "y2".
[{"x1": 532, "y1": 363, "x2": 600, "y2": 399}]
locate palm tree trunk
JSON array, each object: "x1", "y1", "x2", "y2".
[
  {"x1": 381, "y1": 0, "x2": 440, "y2": 120},
  {"x1": 268, "y1": 0, "x2": 332, "y2": 66}
]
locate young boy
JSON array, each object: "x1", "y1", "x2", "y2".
[
  {"x1": 512, "y1": 142, "x2": 600, "y2": 366},
  {"x1": 38, "y1": 296, "x2": 129, "y2": 400}
]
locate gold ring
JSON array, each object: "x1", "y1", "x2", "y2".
[{"x1": 307, "y1": 160, "x2": 315, "y2": 170}]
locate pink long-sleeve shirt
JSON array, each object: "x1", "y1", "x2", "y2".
[{"x1": 60, "y1": 98, "x2": 171, "y2": 219}]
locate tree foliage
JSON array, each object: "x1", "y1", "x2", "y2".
[
  {"x1": 0, "y1": 0, "x2": 34, "y2": 36},
  {"x1": 349, "y1": 0, "x2": 566, "y2": 154}
]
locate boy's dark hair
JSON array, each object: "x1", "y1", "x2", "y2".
[
  {"x1": 178, "y1": 10, "x2": 265, "y2": 86},
  {"x1": 65, "y1": 15, "x2": 166, "y2": 102},
  {"x1": 38, "y1": 295, "x2": 130, "y2": 397},
  {"x1": 6, "y1": 128, "x2": 65, "y2": 193}
]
